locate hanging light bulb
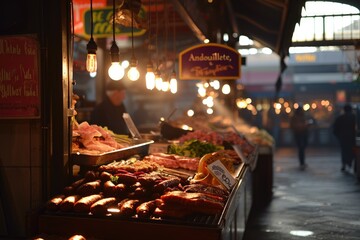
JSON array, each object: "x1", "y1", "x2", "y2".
[
  {"x1": 108, "y1": 41, "x2": 124, "y2": 80},
  {"x1": 108, "y1": 0, "x2": 124, "y2": 81},
  {"x1": 161, "y1": 78, "x2": 169, "y2": 92},
  {"x1": 127, "y1": 0, "x2": 139, "y2": 81},
  {"x1": 155, "y1": 70, "x2": 163, "y2": 91},
  {"x1": 86, "y1": 0, "x2": 97, "y2": 73},
  {"x1": 128, "y1": 56, "x2": 140, "y2": 81},
  {"x1": 169, "y1": 70, "x2": 177, "y2": 94},
  {"x1": 169, "y1": 4, "x2": 177, "y2": 94},
  {"x1": 145, "y1": 61, "x2": 155, "y2": 90}
]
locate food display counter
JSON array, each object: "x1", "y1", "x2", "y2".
[
  {"x1": 37, "y1": 121, "x2": 269, "y2": 240},
  {"x1": 38, "y1": 166, "x2": 252, "y2": 240}
]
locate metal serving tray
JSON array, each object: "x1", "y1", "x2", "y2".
[{"x1": 71, "y1": 139, "x2": 154, "y2": 166}]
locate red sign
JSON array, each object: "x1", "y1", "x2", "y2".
[
  {"x1": 179, "y1": 43, "x2": 241, "y2": 80},
  {"x1": 0, "y1": 35, "x2": 40, "y2": 118},
  {"x1": 73, "y1": 0, "x2": 107, "y2": 36}
]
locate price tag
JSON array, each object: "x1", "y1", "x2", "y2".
[
  {"x1": 123, "y1": 113, "x2": 142, "y2": 139},
  {"x1": 207, "y1": 160, "x2": 236, "y2": 190}
]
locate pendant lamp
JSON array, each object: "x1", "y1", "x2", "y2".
[
  {"x1": 108, "y1": 0, "x2": 125, "y2": 81},
  {"x1": 145, "y1": 0, "x2": 155, "y2": 89},
  {"x1": 86, "y1": 0, "x2": 97, "y2": 73},
  {"x1": 127, "y1": 0, "x2": 140, "y2": 81}
]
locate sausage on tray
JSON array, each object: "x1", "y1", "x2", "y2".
[
  {"x1": 90, "y1": 197, "x2": 116, "y2": 216},
  {"x1": 136, "y1": 200, "x2": 158, "y2": 218},
  {"x1": 77, "y1": 180, "x2": 101, "y2": 196},
  {"x1": 59, "y1": 195, "x2": 82, "y2": 212},
  {"x1": 74, "y1": 194, "x2": 102, "y2": 213},
  {"x1": 119, "y1": 199, "x2": 140, "y2": 217},
  {"x1": 45, "y1": 195, "x2": 65, "y2": 211}
]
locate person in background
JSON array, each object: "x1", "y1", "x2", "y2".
[
  {"x1": 90, "y1": 81, "x2": 129, "y2": 135},
  {"x1": 290, "y1": 106, "x2": 310, "y2": 169},
  {"x1": 333, "y1": 103, "x2": 356, "y2": 172}
]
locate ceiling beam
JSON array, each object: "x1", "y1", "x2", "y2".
[{"x1": 171, "y1": 0, "x2": 207, "y2": 42}]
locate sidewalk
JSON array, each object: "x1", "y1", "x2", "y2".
[{"x1": 244, "y1": 147, "x2": 360, "y2": 240}]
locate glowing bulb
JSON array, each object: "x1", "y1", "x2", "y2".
[
  {"x1": 146, "y1": 72, "x2": 155, "y2": 90},
  {"x1": 127, "y1": 66, "x2": 140, "y2": 81},
  {"x1": 86, "y1": 53, "x2": 97, "y2": 73},
  {"x1": 210, "y1": 80, "x2": 220, "y2": 90},
  {"x1": 155, "y1": 71, "x2": 163, "y2": 91},
  {"x1": 187, "y1": 109, "x2": 194, "y2": 117},
  {"x1": 222, "y1": 84, "x2": 231, "y2": 94},
  {"x1": 108, "y1": 62, "x2": 125, "y2": 81},
  {"x1": 169, "y1": 71, "x2": 177, "y2": 94},
  {"x1": 161, "y1": 81, "x2": 169, "y2": 92},
  {"x1": 89, "y1": 71, "x2": 97, "y2": 78},
  {"x1": 127, "y1": 57, "x2": 140, "y2": 81},
  {"x1": 146, "y1": 62, "x2": 155, "y2": 90},
  {"x1": 86, "y1": 37, "x2": 97, "y2": 73}
]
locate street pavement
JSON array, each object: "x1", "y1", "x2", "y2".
[{"x1": 243, "y1": 147, "x2": 360, "y2": 240}]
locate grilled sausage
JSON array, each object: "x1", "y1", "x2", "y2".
[
  {"x1": 74, "y1": 194, "x2": 102, "y2": 213},
  {"x1": 77, "y1": 180, "x2": 101, "y2": 196},
  {"x1": 90, "y1": 197, "x2": 116, "y2": 216},
  {"x1": 119, "y1": 199, "x2": 140, "y2": 217},
  {"x1": 59, "y1": 195, "x2": 82, "y2": 212},
  {"x1": 136, "y1": 200, "x2": 158, "y2": 218},
  {"x1": 45, "y1": 195, "x2": 65, "y2": 211}
]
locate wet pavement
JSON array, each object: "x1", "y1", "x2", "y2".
[{"x1": 243, "y1": 147, "x2": 360, "y2": 240}]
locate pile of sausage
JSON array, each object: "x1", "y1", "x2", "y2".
[{"x1": 45, "y1": 164, "x2": 228, "y2": 219}]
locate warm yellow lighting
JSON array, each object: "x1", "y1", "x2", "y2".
[
  {"x1": 198, "y1": 85, "x2": 206, "y2": 97},
  {"x1": 146, "y1": 62, "x2": 155, "y2": 90},
  {"x1": 274, "y1": 103, "x2": 282, "y2": 110},
  {"x1": 86, "y1": 53, "x2": 97, "y2": 73},
  {"x1": 294, "y1": 103, "x2": 299, "y2": 109},
  {"x1": 146, "y1": 73, "x2": 155, "y2": 90},
  {"x1": 236, "y1": 99, "x2": 247, "y2": 109},
  {"x1": 256, "y1": 104, "x2": 262, "y2": 111},
  {"x1": 303, "y1": 103, "x2": 310, "y2": 111},
  {"x1": 161, "y1": 80, "x2": 169, "y2": 92},
  {"x1": 155, "y1": 71, "x2": 163, "y2": 91},
  {"x1": 169, "y1": 72, "x2": 177, "y2": 94},
  {"x1": 89, "y1": 71, "x2": 97, "y2": 78},
  {"x1": 181, "y1": 125, "x2": 192, "y2": 130},
  {"x1": 207, "y1": 108, "x2": 213, "y2": 114},
  {"x1": 311, "y1": 103, "x2": 317, "y2": 109},
  {"x1": 187, "y1": 109, "x2": 194, "y2": 117},
  {"x1": 127, "y1": 57, "x2": 140, "y2": 81},
  {"x1": 203, "y1": 96, "x2": 214, "y2": 108},
  {"x1": 210, "y1": 80, "x2": 220, "y2": 90},
  {"x1": 222, "y1": 84, "x2": 231, "y2": 94},
  {"x1": 108, "y1": 62, "x2": 125, "y2": 81},
  {"x1": 285, "y1": 107, "x2": 292, "y2": 113},
  {"x1": 245, "y1": 98, "x2": 252, "y2": 104},
  {"x1": 121, "y1": 60, "x2": 129, "y2": 69}
]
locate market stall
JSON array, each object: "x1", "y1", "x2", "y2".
[{"x1": 37, "y1": 121, "x2": 260, "y2": 240}]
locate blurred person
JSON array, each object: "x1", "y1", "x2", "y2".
[
  {"x1": 90, "y1": 81, "x2": 129, "y2": 135},
  {"x1": 333, "y1": 103, "x2": 356, "y2": 172},
  {"x1": 290, "y1": 107, "x2": 310, "y2": 169}
]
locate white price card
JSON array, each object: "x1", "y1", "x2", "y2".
[
  {"x1": 123, "y1": 113, "x2": 142, "y2": 139},
  {"x1": 207, "y1": 160, "x2": 236, "y2": 190}
]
